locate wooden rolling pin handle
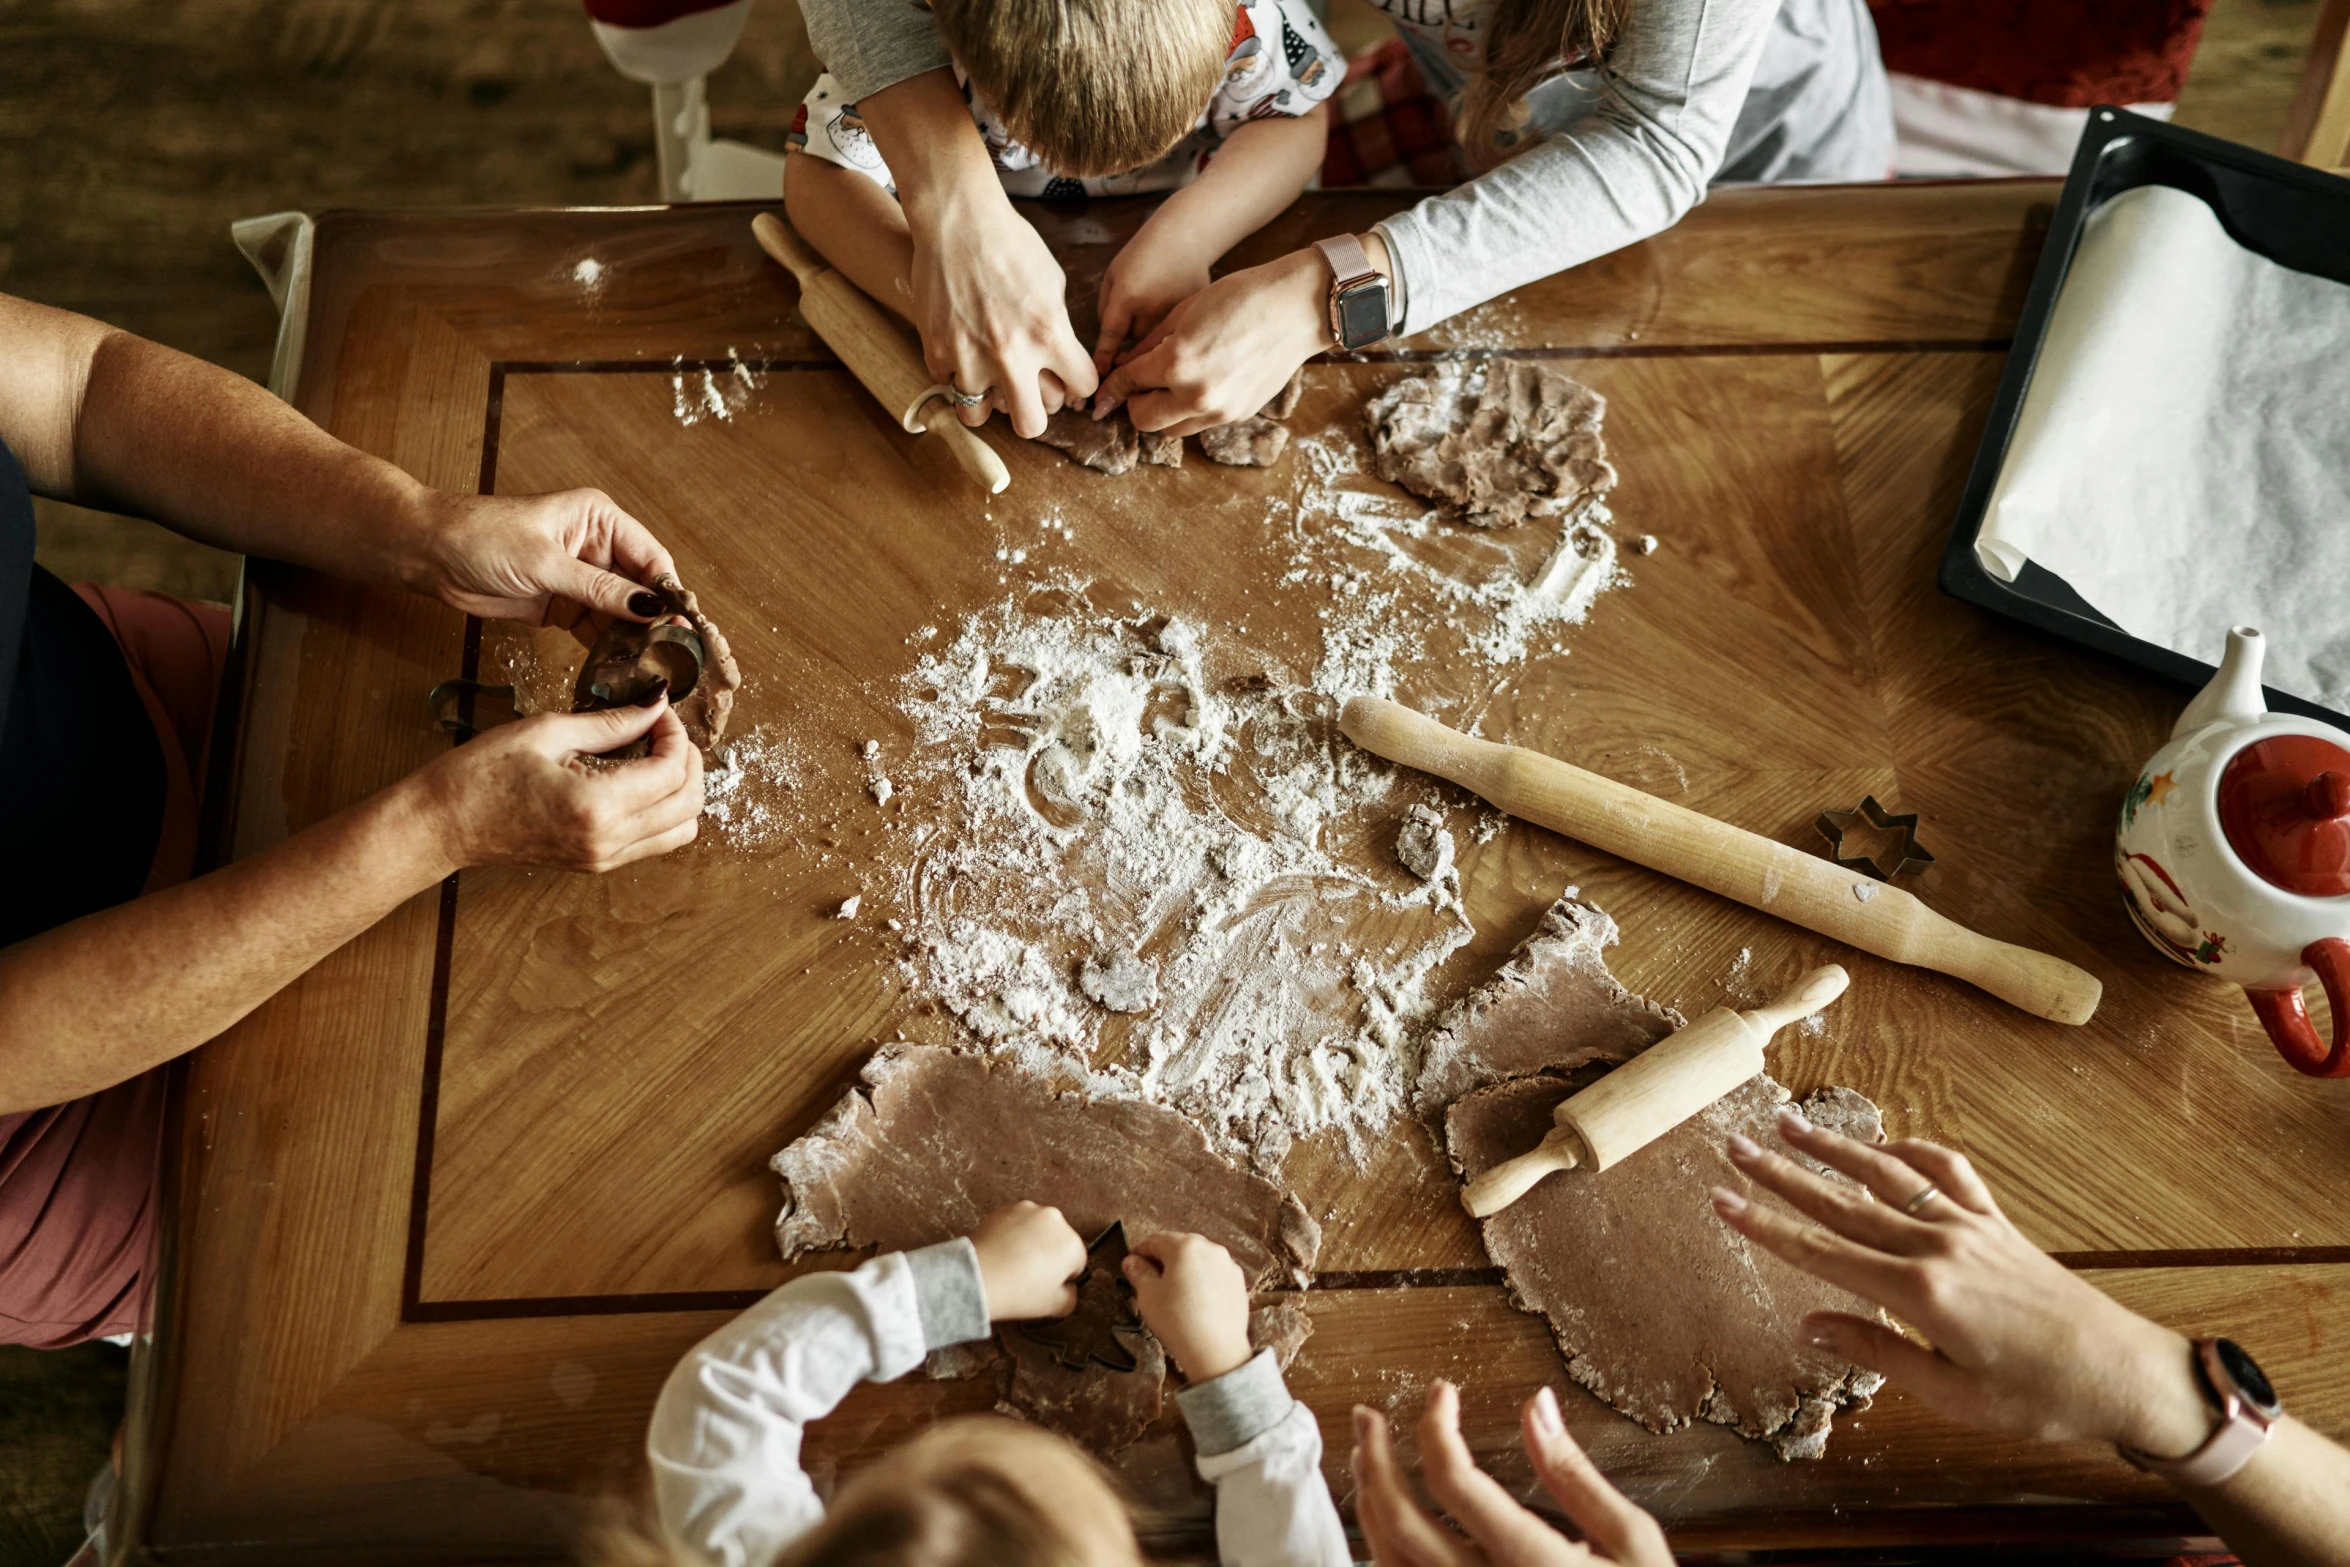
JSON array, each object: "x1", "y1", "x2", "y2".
[
  {"x1": 919, "y1": 401, "x2": 1012, "y2": 495},
  {"x1": 1740, "y1": 963, "x2": 1850, "y2": 1035},
  {"x1": 1462, "y1": 1126, "x2": 1585, "y2": 1218},
  {"x1": 1337, "y1": 696, "x2": 2102, "y2": 1026},
  {"x1": 749, "y1": 211, "x2": 822, "y2": 285}
]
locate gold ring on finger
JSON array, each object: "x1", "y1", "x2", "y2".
[{"x1": 1900, "y1": 1183, "x2": 1944, "y2": 1217}]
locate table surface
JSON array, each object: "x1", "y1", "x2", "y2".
[{"x1": 116, "y1": 184, "x2": 2350, "y2": 1564}]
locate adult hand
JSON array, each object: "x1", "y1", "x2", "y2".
[
  {"x1": 906, "y1": 185, "x2": 1099, "y2": 439},
  {"x1": 416, "y1": 698, "x2": 704, "y2": 874},
  {"x1": 971, "y1": 1201, "x2": 1089, "y2": 1321},
  {"x1": 1123, "y1": 1231, "x2": 1252, "y2": 1383},
  {"x1": 1352, "y1": 1382, "x2": 1672, "y2": 1566},
  {"x1": 1714, "y1": 1107, "x2": 2213, "y2": 1457},
  {"x1": 1096, "y1": 249, "x2": 1329, "y2": 437},
  {"x1": 415, "y1": 487, "x2": 678, "y2": 643},
  {"x1": 1093, "y1": 235, "x2": 1213, "y2": 380}
]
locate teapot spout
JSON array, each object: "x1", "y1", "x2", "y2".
[{"x1": 2173, "y1": 626, "x2": 2269, "y2": 739}]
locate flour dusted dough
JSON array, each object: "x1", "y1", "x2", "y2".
[
  {"x1": 1413, "y1": 892, "x2": 1680, "y2": 1119},
  {"x1": 569, "y1": 573, "x2": 740, "y2": 756},
  {"x1": 769, "y1": 1045, "x2": 1320, "y2": 1452},
  {"x1": 1365, "y1": 363, "x2": 1618, "y2": 527},
  {"x1": 1035, "y1": 408, "x2": 1140, "y2": 475},
  {"x1": 1198, "y1": 416, "x2": 1290, "y2": 467},
  {"x1": 1138, "y1": 428, "x2": 1184, "y2": 467},
  {"x1": 1395, "y1": 804, "x2": 1455, "y2": 882},
  {"x1": 1445, "y1": 1074, "x2": 1888, "y2": 1460}
]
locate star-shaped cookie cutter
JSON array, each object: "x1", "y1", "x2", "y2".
[
  {"x1": 1814, "y1": 795, "x2": 1936, "y2": 881},
  {"x1": 1014, "y1": 1221, "x2": 1145, "y2": 1374}
]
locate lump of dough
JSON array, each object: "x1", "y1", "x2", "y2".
[
  {"x1": 1034, "y1": 408, "x2": 1139, "y2": 475},
  {"x1": 1198, "y1": 416, "x2": 1290, "y2": 467},
  {"x1": 1364, "y1": 362, "x2": 1617, "y2": 527},
  {"x1": 1395, "y1": 803, "x2": 1455, "y2": 881},
  {"x1": 1078, "y1": 947, "x2": 1159, "y2": 1014},
  {"x1": 1137, "y1": 428, "x2": 1184, "y2": 467},
  {"x1": 571, "y1": 572, "x2": 741, "y2": 757}
]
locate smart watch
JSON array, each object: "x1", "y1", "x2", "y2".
[
  {"x1": 1314, "y1": 233, "x2": 1391, "y2": 351},
  {"x1": 2120, "y1": 1337, "x2": 2281, "y2": 1487}
]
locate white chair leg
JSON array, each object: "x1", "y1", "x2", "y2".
[{"x1": 650, "y1": 76, "x2": 712, "y2": 201}]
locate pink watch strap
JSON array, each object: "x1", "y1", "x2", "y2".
[{"x1": 2120, "y1": 1340, "x2": 2277, "y2": 1487}]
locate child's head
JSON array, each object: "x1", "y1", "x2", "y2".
[
  {"x1": 596, "y1": 1416, "x2": 1140, "y2": 1567},
  {"x1": 929, "y1": 0, "x2": 1235, "y2": 179}
]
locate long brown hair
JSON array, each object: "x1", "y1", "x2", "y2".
[{"x1": 1458, "y1": 0, "x2": 1635, "y2": 164}]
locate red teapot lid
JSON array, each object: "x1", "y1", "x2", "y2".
[{"x1": 2218, "y1": 734, "x2": 2350, "y2": 897}]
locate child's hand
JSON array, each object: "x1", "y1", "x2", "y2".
[
  {"x1": 1094, "y1": 237, "x2": 1213, "y2": 380},
  {"x1": 970, "y1": 1201, "x2": 1088, "y2": 1322},
  {"x1": 1123, "y1": 1231, "x2": 1253, "y2": 1383}
]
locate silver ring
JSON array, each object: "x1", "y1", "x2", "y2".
[
  {"x1": 950, "y1": 386, "x2": 990, "y2": 409},
  {"x1": 1900, "y1": 1183, "x2": 1943, "y2": 1217}
]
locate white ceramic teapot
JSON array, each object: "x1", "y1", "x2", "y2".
[{"x1": 2116, "y1": 627, "x2": 2350, "y2": 1077}]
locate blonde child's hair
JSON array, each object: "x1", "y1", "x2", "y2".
[
  {"x1": 586, "y1": 1417, "x2": 1126, "y2": 1567},
  {"x1": 929, "y1": 0, "x2": 1236, "y2": 179}
]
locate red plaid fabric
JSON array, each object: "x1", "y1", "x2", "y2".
[{"x1": 1321, "y1": 39, "x2": 1469, "y2": 187}]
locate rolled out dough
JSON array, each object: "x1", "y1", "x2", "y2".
[
  {"x1": 769, "y1": 1045, "x2": 1320, "y2": 1451},
  {"x1": 1365, "y1": 363, "x2": 1617, "y2": 527},
  {"x1": 1445, "y1": 1074, "x2": 1888, "y2": 1460},
  {"x1": 1413, "y1": 893, "x2": 1681, "y2": 1119}
]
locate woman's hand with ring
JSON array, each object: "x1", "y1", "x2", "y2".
[{"x1": 1714, "y1": 1109, "x2": 2213, "y2": 1456}]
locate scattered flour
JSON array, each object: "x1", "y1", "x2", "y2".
[
  {"x1": 888, "y1": 590, "x2": 1474, "y2": 1165},
  {"x1": 572, "y1": 258, "x2": 607, "y2": 292},
  {"x1": 671, "y1": 349, "x2": 767, "y2": 427},
  {"x1": 702, "y1": 725, "x2": 808, "y2": 850}
]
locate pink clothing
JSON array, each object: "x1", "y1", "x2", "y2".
[{"x1": 0, "y1": 585, "x2": 229, "y2": 1348}]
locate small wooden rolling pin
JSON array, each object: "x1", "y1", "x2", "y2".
[
  {"x1": 1465, "y1": 964, "x2": 1849, "y2": 1217},
  {"x1": 1340, "y1": 696, "x2": 2102, "y2": 1025},
  {"x1": 750, "y1": 212, "x2": 1009, "y2": 495}
]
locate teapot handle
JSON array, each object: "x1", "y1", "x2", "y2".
[{"x1": 2245, "y1": 937, "x2": 2350, "y2": 1078}]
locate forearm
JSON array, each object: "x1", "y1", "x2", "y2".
[
  {"x1": 860, "y1": 69, "x2": 1011, "y2": 244},
  {"x1": 2179, "y1": 1420, "x2": 2350, "y2": 1567},
  {"x1": 1143, "y1": 110, "x2": 1331, "y2": 273},
  {"x1": 72, "y1": 326, "x2": 438, "y2": 585},
  {"x1": 0, "y1": 773, "x2": 454, "y2": 1110}
]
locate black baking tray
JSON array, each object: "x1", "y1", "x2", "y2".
[{"x1": 1936, "y1": 106, "x2": 2350, "y2": 730}]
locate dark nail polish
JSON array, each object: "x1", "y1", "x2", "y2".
[
  {"x1": 628, "y1": 590, "x2": 664, "y2": 617},
  {"x1": 635, "y1": 678, "x2": 669, "y2": 707}
]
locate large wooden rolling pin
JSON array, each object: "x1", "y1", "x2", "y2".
[
  {"x1": 1465, "y1": 964, "x2": 1849, "y2": 1216},
  {"x1": 750, "y1": 212, "x2": 1009, "y2": 495},
  {"x1": 1341, "y1": 696, "x2": 2102, "y2": 1025}
]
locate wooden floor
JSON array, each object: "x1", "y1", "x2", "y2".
[{"x1": 108, "y1": 184, "x2": 2350, "y2": 1561}]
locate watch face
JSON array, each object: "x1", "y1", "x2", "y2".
[
  {"x1": 2213, "y1": 1338, "x2": 2280, "y2": 1415},
  {"x1": 1336, "y1": 283, "x2": 1388, "y2": 350}
]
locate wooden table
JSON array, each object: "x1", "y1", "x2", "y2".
[{"x1": 118, "y1": 185, "x2": 2350, "y2": 1563}]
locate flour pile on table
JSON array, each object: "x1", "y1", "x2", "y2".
[
  {"x1": 671, "y1": 350, "x2": 766, "y2": 427},
  {"x1": 889, "y1": 594, "x2": 1473, "y2": 1164}
]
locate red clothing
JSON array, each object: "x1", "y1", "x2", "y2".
[{"x1": 0, "y1": 584, "x2": 229, "y2": 1349}]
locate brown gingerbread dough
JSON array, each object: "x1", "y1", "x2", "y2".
[
  {"x1": 1413, "y1": 893, "x2": 1680, "y2": 1120},
  {"x1": 1197, "y1": 417, "x2": 1290, "y2": 467},
  {"x1": 1446, "y1": 1073, "x2": 1889, "y2": 1460},
  {"x1": 1034, "y1": 408, "x2": 1140, "y2": 475},
  {"x1": 770, "y1": 1045, "x2": 1320, "y2": 1453},
  {"x1": 1137, "y1": 428, "x2": 1184, "y2": 468},
  {"x1": 1364, "y1": 362, "x2": 1618, "y2": 527},
  {"x1": 569, "y1": 572, "x2": 740, "y2": 756}
]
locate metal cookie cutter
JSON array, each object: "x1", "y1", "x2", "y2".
[
  {"x1": 1815, "y1": 795, "x2": 1936, "y2": 881},
  {"x1": 428, "y1": 680, "x2": 520, "y2": 739},
  {"x1": 1015, "y1": 1222, "x2": 1143, "y2": 1374},
  {"x1": 574, "y1": 619, "x2": 705, "y2": 711}
]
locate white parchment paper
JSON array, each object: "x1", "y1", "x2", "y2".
[{"x1": 1975, "y1": 183, "x2": 2350, "y2": 707}]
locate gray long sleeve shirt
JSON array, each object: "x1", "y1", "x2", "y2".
[{"x1": 797, "y1": 0, "x2": 1889, "y2": 336}]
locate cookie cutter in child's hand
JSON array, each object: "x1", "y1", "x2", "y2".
[
  {"x1": 1815, "y1": 795, "x2": 1937, "y2": 881},
  {"x1": 1014, "y1": 1222, "x2": 1144, "y2": 1374}
]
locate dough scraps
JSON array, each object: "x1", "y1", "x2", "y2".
[
  {"x1": 569, "y1": 573, "x2": 740, "y2": 755},
  {"x1": 1364, "y1": 362, "x2": 1618, "y2": 527},
  {"x1": 1138, "y1": 428, "x2": 1184, "y2": 468},
  {"x1": 770, "y1": 1045, "x2": 1320, "y2": 1451},
  {"x1": 1413, "y1": 892, "x2": 1681, "y2": 1120},
  {"x1": 1198, "y1": 416, "x2": 1290, "y2": 467},
  {"x1": 1395, "y1": 803, "x2": 1455, "y2": 882},
  {"x1": 1445, "y1": 1074, "x2": 1889, "y2": 1460},
  {"x1": 1035, "y1": 408, "x2": 1140, "y2": 475}
]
